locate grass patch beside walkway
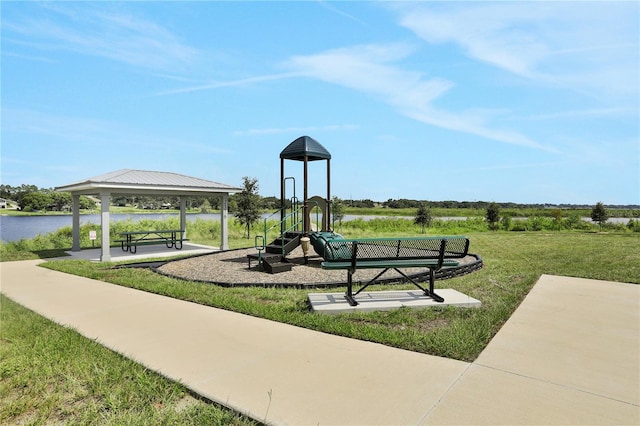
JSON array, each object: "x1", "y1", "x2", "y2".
[
  {"x1": 0, "y1": 295, "x2": 256, "y2": 425},
  {"x1": 42, "y1": 232, "x2": 639, "y2": 363},
  {"x1": 2, "y1": 231, "x2": 637, "y2": 423}
]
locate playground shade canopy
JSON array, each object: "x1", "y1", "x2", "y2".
[{"x1": 280, "y1": 136, "x2": 332, "y2": 161}]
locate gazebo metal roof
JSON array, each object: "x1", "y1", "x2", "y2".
[
  {"x1": 56, "y1": 169, "x2": 241, "y2": 196},
  {"x1": 280, "y1": 136, "x2": 331, "y2": 162}
]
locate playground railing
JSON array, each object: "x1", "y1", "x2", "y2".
[{"x1": 262, "y1": 200, "x2": 322, "y2": 257}]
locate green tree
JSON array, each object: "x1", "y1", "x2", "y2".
[
  {"x1": 13, "y1": 184, "x2": 38, "y2": 207},
  {"x1": 591, "y1": 202, "x2": 609, "y2": 230},
  {"x1": 551, "y1": 209, "x2": 563, "y2": 230},
  {"x1": 79, "y1": 196, "x2": 96, "y2": 210},
  {"x1": 331, "y1": 196, "x2": 345, "y2": 231},
  {"x1": 19, "y1": 191, "x2": 52, "y2": 211},
  {"x1": 200, "y1": 199, "x2": 212, "y2": 213},
  {"x1": 485, "y1": 202, "x2": 500, "y2": 230},
  {"x1": 49, "y1": 191, "x2": 72, "y2": 211},
  {"x1": 414, "y1": 203, "x2": 432, "y2": 234},
  {"x1": 500, "y1": 215, "x2": 512, "y2": 231},
  {"x1": 235, "y1": 176, "x2": 261, "y2": 239}
]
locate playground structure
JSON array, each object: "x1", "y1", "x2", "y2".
[
  {"x1": 250, "y1": 136, "x2": 482, "y2": 305},
  {"x1": 250, "y1": 135, "x2": 334, "y2": 273}
]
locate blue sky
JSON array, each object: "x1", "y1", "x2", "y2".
[{"x1": 2, "y1": 1, "x2": 638, "y2": 205}]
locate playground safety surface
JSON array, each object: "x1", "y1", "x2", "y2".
[{"x1": 155, "y1": 245, "x2": 483, "y2": 288}]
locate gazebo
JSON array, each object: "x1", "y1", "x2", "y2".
[{"x1": 56, "y1": 169, "x2": 242, "y2": 261}]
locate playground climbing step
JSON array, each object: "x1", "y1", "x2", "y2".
[
  {"x1": 263, "y1": 256, "x2": 293, "y2": 274},
  {"x1": 266, "y1": 231, "x2": 301, "y2": 255}
]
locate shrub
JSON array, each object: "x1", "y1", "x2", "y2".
[
  {"x1": 414, "y1": 203, "x2": 433, "y2": 234},
  {"x1": 485, "y1": 202, "x2": 500, "y2": 230},
  {"x1": 500, "y1": 215, "x2": 512, "y2": 231},
  {"x1": 591, "y1": 202, "x2": 609, "y2": 230}
]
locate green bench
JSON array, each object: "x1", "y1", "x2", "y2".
[
  {"x1": 318, "y1": 236, "x2": 470, "y2": 306},
  {"x1": 116, "y1": 230, "x2": 188, "y2": 254}
]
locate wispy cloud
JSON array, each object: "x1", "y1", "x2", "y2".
[
  {"x1": 285, "y1": 43, "x2": 452, "y2": 109},
  {"x1": 1, "y1": 50, "x2": 56, "y2": 63},
  {"x1": 457, "y1": 161, "x2": 568, "y2": 173},
  {"x1": 3, "y1": 108, "x2": 122, "y2": 145},
  {"x1": 282, "y1": 43, "x2": 553, "y2": 151},
  {"x1": 234, "y1": 124, "x2": 359, "y2": 136},
  {"x1": 2, "y1": 108, "x2": 205, "y2": 153},
  {"x1": 514, "y1": 107, "x2": 637, "y2": 121},
  {"x1": 392, "y1": 2, "x2": 639, "y2": 98},
  {"x1": 406, "y1": 108, "x2": 555, "y2": 152},
  {"x1": 2, "y1": 4, "x2": 198, "y2": 71},
  {"x1": 154, "y1": 72, "x2": 301, "y2": 96},
  {"x1": 317, "y1": 1, "x2": 366, "y2": 25}
]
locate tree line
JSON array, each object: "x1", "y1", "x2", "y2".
[
  {"x1": 0, "y1": 185, "x2": 96, "y2": 212},
  {"x1": 381, "y1": 198, "x2": 638, "y2": 211},
  {"x1": 2, "y1": 183, "x2": 638, "y2": 217},
  {"x1": 0, "y1": 183, "x2": 278, "y2": 213}
]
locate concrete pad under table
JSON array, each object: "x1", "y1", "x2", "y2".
[{"x1": 308, "y1": 288, "x2": 481, "y2": 314}]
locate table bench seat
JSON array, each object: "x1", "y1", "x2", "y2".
[
  {"x1": 117, "y1": 230, "x2": 187, "y2": 254},
  {"x1": 317, "y1": 235, "x2": 470, "y2": 306},
  {"x1": 321, "y1": 258, "x2": 460, "y2": 270}
]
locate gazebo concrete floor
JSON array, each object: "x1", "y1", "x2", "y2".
[{"x1": 62, "y1": 243, "x2": 218, "y2": 262}]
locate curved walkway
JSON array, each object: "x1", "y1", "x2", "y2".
[{"x1": 1, "y1": 260, "x2": 638, "y2": 425}]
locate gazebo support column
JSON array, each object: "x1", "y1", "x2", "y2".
[
  {"x1": 72, "y1": 194, "x2": 81, "y2": 251},
  {"x1": 220, "y1": 193, "x2": 229, "y2": 250},
  {"x1": 100, "y1": 192, "x2": 111, "y2": 262},
  {"x1": 179, "y1": 197, "x2": 187, "y2": 240}
]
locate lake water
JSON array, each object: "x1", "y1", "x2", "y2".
[
  {"x1": 0, "y1": 213, "x2": 229, "y2": 243},
  {"x1": 0, "y1": 213, "x2": 630, "y2": 243},
  {"x1": 0, "y1": 213, "x2": 414, "y2": 242}
]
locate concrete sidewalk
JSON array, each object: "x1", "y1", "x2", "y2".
[{"x1": 1, "y1": 260, "x2": 638, "y2": 425}]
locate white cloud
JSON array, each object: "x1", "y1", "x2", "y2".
[
  {"x1": 285, "y1": 43, "x2": 451, "y2": 108},
  {"x1": 514, "y1": 107, "x2": 637, "y2": 121},
  {"x1": 392, "y1": 2, "x2": 639, "y2": 98},
  {"x1": 456, "y1": 161, "x2": 568, "y2": 173},
  {"x1": 2, "y1": 108, "x2": 198, "y2": 153},
  {"x1": 154, "y1": 73, "x2": 300, "y2": 96},
  {"x1": 234, "y1": 124, "x2": 359, "y2": 136},
  {"x1": 406, "y1": 108, "x2": 555, "y2": 152},
  {"x1": 3, "y1": 4, "x2": 198, "y2": 71},
  {"x1": 317, "y1": 1, "x2": 366, "y2": 25},
  {"x1": 3, "y1": 108, "x2": 119, "y2": 144},
  {"x1": 282, "y1": 43, "x2": 553, "y2": 151}
]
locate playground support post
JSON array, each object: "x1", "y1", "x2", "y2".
[
  {"x1": 304, "y1": 154, "x2": 309, "y2": 236},
  {"x1": 326, "y1": 158, "x2": 331, "y2": 232},
  {"x1": 280, "y1": 158, "x2": 285, "y2": 235}
]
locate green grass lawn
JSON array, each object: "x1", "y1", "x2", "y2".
[
  {"x1": 0, "y1": 295, "x2": 256, "y2": 425},
  {"x1": 2, "y1": 230, "x2": 638, "y2": 423},
  {"x1": 41, "y1": 232, "x2": 639, "y2": 362}
]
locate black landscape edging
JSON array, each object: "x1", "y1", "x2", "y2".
[{"x1": 122, "y1": 249, "x2": 484, "y2": 290}]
